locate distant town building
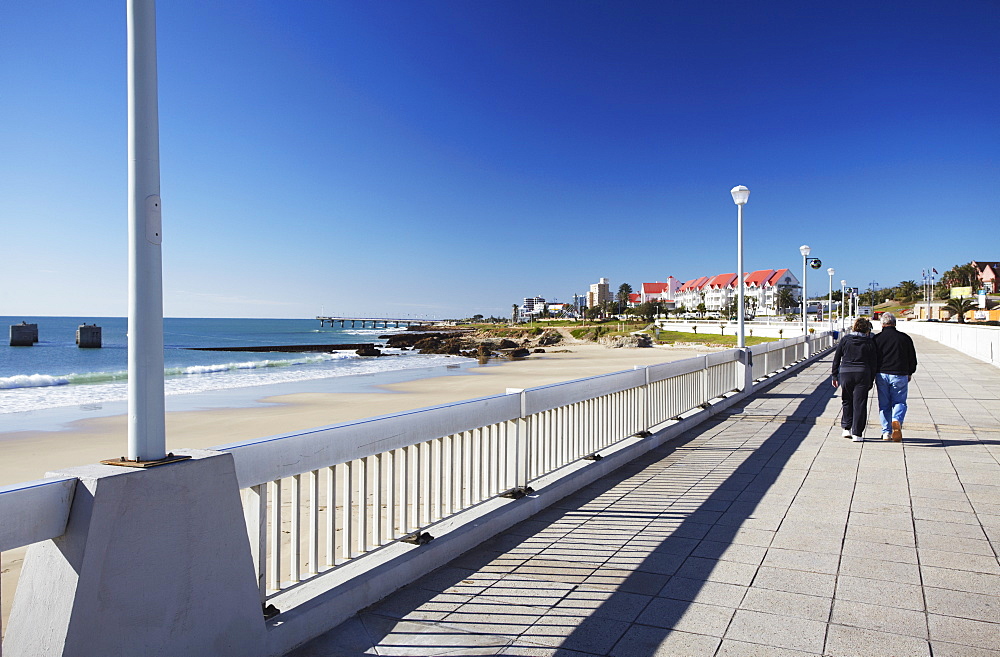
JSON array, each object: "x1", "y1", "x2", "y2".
[
  {"x1": 637, "y1": 277, "x2": 682, "y2": 304},
  {"x1": 675, "y1": 269, "x2": 800, "y2": 315},
  {"x1": 586, "y1": 278, "x2": 611, "y2": 309},
  {"x1": 520, "y1": 296, "x2": 546, "y2": 320},
  {"x1": 973, "y1": 260, "x2": 1000, "y2": 293}
]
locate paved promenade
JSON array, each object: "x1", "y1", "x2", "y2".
[{"x1": 291, "y1": 335, "x2": 1000, "y2": 657}]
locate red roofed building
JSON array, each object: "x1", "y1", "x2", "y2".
[
  {"x1": 973, "y1": 261, "x2": 1000, "y2": 293},
  {"x1": 675, "y1": 268, "x2": 800, "y2": 315},
  {"x1": 635, "y1": 276, "x2": 682, "y2": 305}
]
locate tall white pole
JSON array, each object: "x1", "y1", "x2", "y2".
[
  {"x1": 827, "y1": 268, "x2": 834, "y2": 333},
  {"x1": 840, "y1": 280, "x2": 846, "y2": 331},
  {"x1": 737, "y1": 203, "x2": 745, "y2": 348},
  {"x1": 801, "y1": 255, "x2": 808, "y2": 341},
  {"x1": 127, "y1": 0, "x2": 166, "y2": 461}
]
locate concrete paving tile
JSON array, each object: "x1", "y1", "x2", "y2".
[
  {"x1": 911, "y1": 505, "x2": 978, "y2": 523},
  {"x1": 925, "y1": 586, "x2": 1000, "y2": 624},
  {"x1": 916, "y1": 532, "x2": 996, "y2": 556},
  {"x1": 691, "y1": 540, "x2": 768, "y2": 566},
  {"x1": 656, "y1": 576, "x2": 749, "y2": 608},
  {"x1": 915, "y1": 518, "x2": 989, "y2": 540},
  {"x1": 929, "y1": 641, "x2": 1000, "y2": 657},
  {"x1": 715, "y1": 639, "x2": 820, "y2": 656},
  {"x1": 838, "y1": 555, "x2": 922, "y2": 585},
  {"x1": 579, "y1": 570, "x2": 670, "y2": 596},
  {"x1": 499, "y1": 643, "x2": 600, "y2": 657},
  {"x1": 918, "y1": 548, "x2": 1000, "y2": 574},
  {"x1": 921, "y1": 565, "x2": 1000, "y2": 596},
  {"x1": 834, "y1": 574, "x2": 925, "y2": 611},
  {"x1": 704, "y1": 525, "x2": 775, "y2": 547},
  {"x1": 738, "y1": 587, "x2": 831, "y2": 622},
  {"x1": 609, "y1": 625, "x2": 721, "y2": 657},
  {"x1": 552, "y1": 589, "x2": 652, "y2": 623},
  {"x1": 752, "y1": 565, "x2": 836, "y2": 597},
  {"x1": 928, "y1": 613, "x2": 1000, "y2": 651},
  {"x1": 625, "y1": 536, "x2": 699, "y2": 557},
  {"x1": 844, "y1": 523, "x2": 915, "y2": 547},
  {"x1": 840, "y1": 538, "x2": 918, "y2": 564},
  {"x1": 767, "y1": 532, "x2": 843, "y2": 555},
  {"x1": 367, "y1": 588, "x2": 472, "y2": 622},
  {"x1": 635, "y1": 597, "x2": 735, "y2": 637},
  {"x1": 519, "y1": 613, "x2": 631, "y2": 654},
  {"x1": 358, "y1": 616, "x2": 511, "y2": 657},
  {"x1": 830, "y1": 598, "x2": 928, "y2": 638},
  {"x1": 440, "y1": 601, "x2": 544, "y2": 637},
  {"x1": 824, "y1": 622, "x2": 931, "y2": 657},
  {"x1": 760, "y1": 547, "x2": 841, "y2": 575},
  {"x1": 724, "y1": 609, "x2": 826, "y2": 653},
  {"x1": 847, "y1": 511, "x2": 915, "y2": 532},
  {"x1": 674, "y1": 555, "x2": 758, "y2": 586},
  {"x1": 285, "y1": 615, "x2": 375, "y2": 657}
]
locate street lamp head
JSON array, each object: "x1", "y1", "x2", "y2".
[
  {"x1": 841, "y1": 280, "x2": 846, "y2": 286},
  {"x1": 730, "y1": 185, "x2": 750, "y2": 205},
  {"x1": 799, "y1": 245, "x2": 811, "y2": 257},
  {"x1": 827, "y1": 267, "x2": 835, "y2": 276}
]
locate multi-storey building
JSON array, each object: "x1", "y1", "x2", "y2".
[
  {"x1": 675, "y1": 269, "x2": 800, "y2": 315},
  {"x1": 520, "y1": 296, "x2": 546, "y2": 319},
  {"x1": 586, "y1": 278, "x2": 612, "y2": 309}
]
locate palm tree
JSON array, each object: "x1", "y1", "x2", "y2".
[
  {"x1": 617, "y1": 283, "x2": 633, "y2": 315},
  {"x1": 943, "y1": 297, "x2": 977, "y2": 323},
  {"x1": 897, "y1": 280, "x2": 919, "y2": 301}
]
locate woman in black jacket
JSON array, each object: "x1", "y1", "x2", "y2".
[{"x1": 832, "y1": 317, "x2": 879, "y2": 442}]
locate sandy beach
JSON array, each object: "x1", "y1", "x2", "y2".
[
  {"x1": 0, "y1": 343, "x2": 711, "y2": 487},
  {"x1": 0, "y1": 342, "x2": 714, "y2": 631}
]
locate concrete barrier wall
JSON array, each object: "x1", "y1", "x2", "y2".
[{"x1": 898, "y1": 321, "x2": 1000, "y2": 368}]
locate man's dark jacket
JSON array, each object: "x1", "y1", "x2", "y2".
[
  {"x1": 832, "y1": 331, "x2": 878, "y2": 379},
  {"x1": 873, "y1": 326, "x2": 917, "y2": 375}
]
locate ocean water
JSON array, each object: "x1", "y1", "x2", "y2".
[{"x1": 0, "y1": 317, "x2": 473, "y2": 425}]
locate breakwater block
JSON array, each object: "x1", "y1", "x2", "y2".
[
  {"x1": 189, "y1": 343, "x2": 375, "y2": 353},
  {"x1": 76, "y1": 324, "x2": 102, "y2": 348},
  {"x1": 10, "y1": 322, "x2": 37, "y2": 346}
]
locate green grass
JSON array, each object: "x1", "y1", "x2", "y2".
[{"x1": 652, "y1": 330, "x2": 776, "y2": 346}]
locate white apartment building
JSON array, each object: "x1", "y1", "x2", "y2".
[
  {"x1": 521, "y1": 296, "x2": 546, "y2": 318},
  {"x1": 675, "y1": 269, "x2": 800, "y2": 315},
  {"x1": 586, "y1": 278, "x2": 612, "y2": 308}
]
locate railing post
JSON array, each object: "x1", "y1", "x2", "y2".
[
  {"x1": 635, "y1": 365, "x2": 650, "y2": 432},
  {"x1": 241, "y1": 484, "x2": 267, "y2": 603},
  {"x1": 506, "y1": 388, "x2": 530, "y2": 491}
]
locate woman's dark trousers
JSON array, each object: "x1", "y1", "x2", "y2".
[{"x1": 840, "y1": 371, "x2": 872, "y2": 437}]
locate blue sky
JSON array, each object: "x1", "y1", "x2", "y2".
[{"x1": 1, "y1": 1, "x2": 997, "y2": 319}]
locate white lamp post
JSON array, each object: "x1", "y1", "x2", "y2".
[
  {"x1": 840, "y1": 279, "x2": 847, "y2": 331},
  {"x1": 827, "y1": 267, "x2": 835, "y2": 333},
  {"x1": 731, "y1": 186, "x2": 750, "y2": 348},
  {"x1": 127, "y1": 0, "x2": 166, "y2": 462},
  {"x1": 800, "y1": 245, "x2": 810, "y2": 342}
]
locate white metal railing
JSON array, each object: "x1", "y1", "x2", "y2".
[
  {"x1": 1, "y1": 332, "x2": 834, "y2": 648},
  {"x1": 217, "y1": 335, "x2": 833, "y2": 606}
]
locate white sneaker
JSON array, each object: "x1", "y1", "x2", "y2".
[
  {"x1": 881, "y1": 433, "x2": 891, "y2": 441},
  {"x1": 852, "y1": 435, "x2": 864, "y2": 442},
  {"x1": 842, "y1": 429, "x2": 852, "y2": 438}
]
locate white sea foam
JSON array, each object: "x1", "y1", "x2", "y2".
[
  {"x1": 0, "y1": 351, "x2": 473, "y2": 415},
  {"x1": 0, "y1": 373, "x2": 71, "y2": 389}
]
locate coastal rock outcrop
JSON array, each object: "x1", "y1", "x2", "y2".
[{"x1": 598, "y1": 334, "x2": 652, "y2": 349}]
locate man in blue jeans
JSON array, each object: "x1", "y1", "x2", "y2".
[{"x1": 873, "y1": 313, "x2": 918, "y2": 442}]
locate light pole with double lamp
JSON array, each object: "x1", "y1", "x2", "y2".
[
  {"x1": 800, "y1": 245, "x2": 822, "y2": 353},
  {"x1": 731, "y1": 185, "x2": 750, "y2": 348},
  {"x1": 827, "y1": 267, "x2": 835, "y2": 332}
]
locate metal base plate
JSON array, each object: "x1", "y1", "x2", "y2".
[{"x1": 100, "y1": 454, "x2": 192, "y2": 468}]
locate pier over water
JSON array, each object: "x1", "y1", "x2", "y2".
[{"x1": 316, "y1": 316, "x2": 441, "y2": 329}]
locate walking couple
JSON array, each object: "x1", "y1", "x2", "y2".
[{"x1": 831, "y1": 312, "x2": 918, "y2": 443}]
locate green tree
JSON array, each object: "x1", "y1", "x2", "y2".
[
  {"x1": 617, "y1": 283, "x2": 633, "y2": 315},
  {"x1": 896, "y1": 280, "x2": 919, "y2": 302},
  {"x1": 776, "y1": 285, "x2": 796, "y2": 314},
  {"x1": 943, "y1": 297, "x2": 977, "y2": 323}
]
